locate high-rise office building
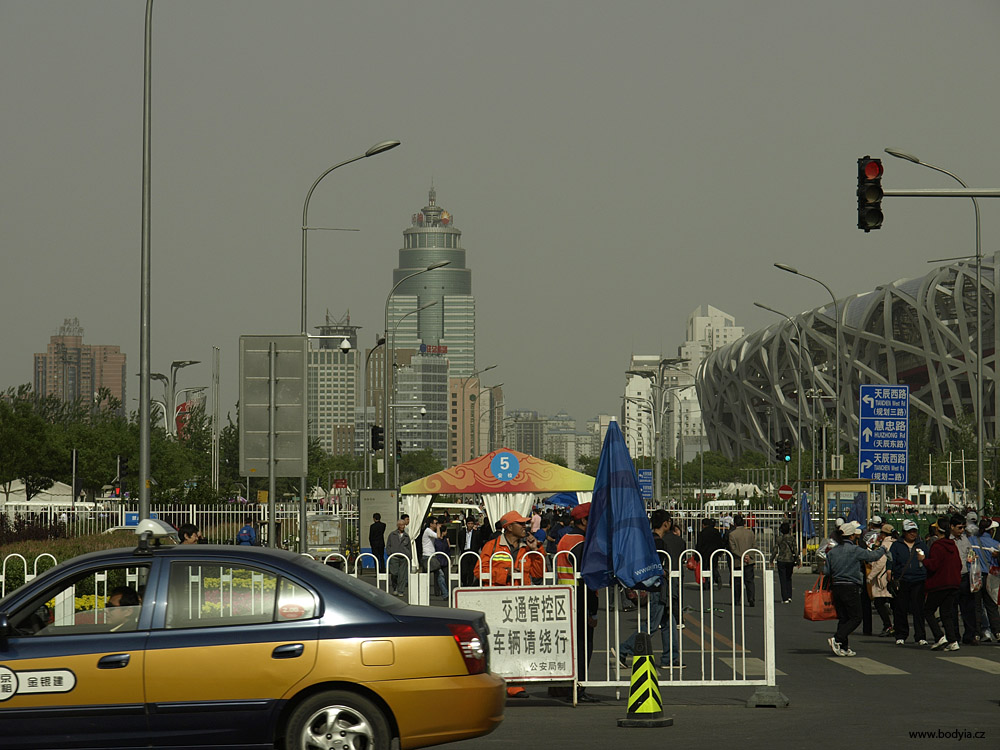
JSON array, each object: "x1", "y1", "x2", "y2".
[
  {"x1": 307, "y1": 312, "x2": 361, "y2": 456},
  {"x1": 33, "y1": 318, "x2": 126, "y2": 410},
  {"x1": 388, "y1": 187, "x2": 476, "y2": 378},
  {"x1": 395, "y1": 354, "x2": 450, "y2": 465}
]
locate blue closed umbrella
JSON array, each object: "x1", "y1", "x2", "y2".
[
  {"x1": 846, "y1": 492, "x2": 868, "y2": 527},
  {"x1": 580, "y1": 421, "x2": 663, "y2": 590},
  {"x1": 545, "y1": 492, "x2": 579, "y2": 508},
  {"x1": 800, "y1": 492, "x2": 815, "y2": 538}
]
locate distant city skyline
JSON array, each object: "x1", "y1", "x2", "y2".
[{"x1": 4, "y1": 3, "x2": 999, "y2": 430}]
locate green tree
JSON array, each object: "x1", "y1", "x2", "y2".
[
  {"x1": 543, "y1": 454, "x2": 568, "y2": 468},
  {"x1": 577, "y1": 454, "x2": 600, "y2": 476},
  {"x1": 399, "y1": 449, "x2": 442, "y2": 485}
]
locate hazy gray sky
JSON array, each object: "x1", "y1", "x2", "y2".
[{"x1": 4, "y1": 1, "x2": 1000, "y2": 426}]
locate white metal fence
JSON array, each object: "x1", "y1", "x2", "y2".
[
  {"x1": 1, "y1": 497, "x2": 362, "y2": 551},
  {"x1": 2, "y1": 543, "x2": 779, "y2": 699}
]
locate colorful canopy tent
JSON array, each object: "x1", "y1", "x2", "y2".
[{"x1": 400, "y1": 448, "x2": 595, "y2": 531}]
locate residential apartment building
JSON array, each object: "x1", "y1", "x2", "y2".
[{"x1": 33, "y1": 318, "x2": 126, "y2": 410}]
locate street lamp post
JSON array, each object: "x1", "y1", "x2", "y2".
[
  {"x1": 462, "y1": 365, "x2": 497, "y2": 461},
  {"x1": 362, "y1": 336, "x2": 386, "y2": 488},
  {"x1": 384, "y1": 302, "x2": 438, "y2": 484},
  {"x1": 300, "y1": 140, "x2": 400, "y2": 336},
  {"x1": 775, "y1": 263, "x2": 842, "y2": 478},
  {"x1": 169, "y1": 360, "x2": 200, "y2": 437},
  {"x1": 383, "y1": 261, "x2": 451, "y2": 487},
  {"x1": 477, "y1": 385, "x2": 504, "y2": 454},
  {"x1": 627, "y1": 358, "x2": 688, "y2": 504},
  {"x1": 172, "y1": 386, "x2": 207, "y2": 434},
  {"x1": 884, "y1": 148, "x2": 985, "y2": 509}
]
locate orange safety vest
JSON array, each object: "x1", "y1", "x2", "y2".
[
  {"x1": 555, "y1": 532, "x2": 585, "y2": 585},
  {"x1": 476, "y1": 535, "x2": 545, "y2": 586}
]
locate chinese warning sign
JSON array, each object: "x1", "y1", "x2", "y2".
[{"x1": 453, "y1": 586, "x2": 575, "y2": 681}]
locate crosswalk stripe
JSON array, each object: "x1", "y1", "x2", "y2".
[
  {"x1": 719, "y1": 656, "x2": 787, "y2": 676},
  {"x1": 937, "y1": 656, "x2": 1000, "y2": 674},
  {"x1": 828, "y1": 656, "x2": 908, "y2": 674}
]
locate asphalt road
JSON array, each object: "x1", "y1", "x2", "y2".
[{"x1": 446, "y1": 570, "x2": 1000, "y2": 750}]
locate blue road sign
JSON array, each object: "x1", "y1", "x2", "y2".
[
  {"x1": 858, "y1": 384, "x2": 908, "y2": 484},
  {"x1": 124, "y1": 512, "x2": 159, "y2": 527},
  {"x1": 637, "y1": 469, "x2": 653, "y2": 500}
]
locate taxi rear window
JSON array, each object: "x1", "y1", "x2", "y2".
[{"x1": 306, "y1": 561, "x2": 404, "y2": 611}]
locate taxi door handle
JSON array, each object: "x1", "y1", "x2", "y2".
[
  {"x1": 272, "y1": 643, "x2": 304, "y2": 659},
  {"x1": 98, "y1": 653, "x2": 131, "y2": 669}
]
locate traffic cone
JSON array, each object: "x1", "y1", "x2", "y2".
[{"x1": 617, "y1": 633, "x2": 673, "y2": 728}]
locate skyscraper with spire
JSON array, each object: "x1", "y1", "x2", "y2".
[{"x1": 388, "y1": 187, "x2": 476, "y2": 377}]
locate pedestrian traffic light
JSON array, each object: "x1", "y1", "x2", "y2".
[
  {"x1": 782, "y1": 439, "x2": 792, "y2": 463},
  {"x1": 370, "y1": 425, "x2": 384, "y2": 452},
  {"x1": 121, "y1": 456, "x2": 130, "y2": 475},
  {"x1": 857, "y1": 156, "x2": 884, "y2": 232},
  {"x1": 396, "y1": 439, "x2": 403, "y2": 460},
  {"x1": 774, "y1": 441, "x2": 784, "y2": 462}
]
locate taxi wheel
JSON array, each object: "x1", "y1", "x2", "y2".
[{"x1": 285, "y1": 690, "x2": 390, "y2": 750}]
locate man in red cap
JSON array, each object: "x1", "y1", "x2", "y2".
[{"x1": 476, "y1": 510, "x2": 545, "y2": 586}]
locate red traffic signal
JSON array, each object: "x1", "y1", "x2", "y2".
[{"x1": 857, "y1": 156, "x2": 884, "y2": 232}]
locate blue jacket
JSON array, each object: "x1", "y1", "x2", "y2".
[
  {"x1": 890, "y1": 539, "x2": 928, "y2": 582},
  {"x1": 825, "y1": 542, "x2": 886, "y2": 585},
  {"x1": 970, "y1": 533, "x2": 1000, "y2": 573}
]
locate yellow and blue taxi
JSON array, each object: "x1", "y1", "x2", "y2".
[{"x1": 0, "y1": 521, "x2": 504, "y2": 750}]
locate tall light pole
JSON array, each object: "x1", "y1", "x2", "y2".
[
  {"x1": 383, "y1": 261, "x2": 451, "y2": 487},
  {"x1": 173, "y1": 386, "x2": 207, "y2": 435},
  {"x1": 755, "y1": 301, "x2": 806, "y2": 498},
  {"x1": 362, "y1": 336, "x2": 386, "y2": 488},
  {"x1": 138, "y1": 0, "x2": 154, "y2": 521},
  {"x1": 885, "y1": 148, "x2": 984, "y2": 509},
  {"x1": 462, "y1": 365, "x2": 497, "y2": 461},
  {"x1": 169, "y1": 360, "x2": 200, "y2": 437},
  {"x1": 775, "y1": 263, "x2": 842, "y2": 478},
  {"x1": 300, "y1": 140, "x2": 401, "y2": 336},
  {"x1": 383, "y1": 301, "x2": 438, "y2": 484},
  {"x1": 627, "y1": 358, "x2": 688, "y2": 504},
  {"x1": 477, "y1": 384, "x2": 504, "y2": 454}
]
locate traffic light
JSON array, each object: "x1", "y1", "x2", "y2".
[
  {"x1": 774, "y1": 441, "x2": 784, "y2": 462},
  {"x1": 396, "y1": 439, "x2": 403, "y2": 460},
  {"x1": 782, "y1": 439, "x2": 792, "y2": 463},
  {"x1": 857, "y1": 156, "x2": 884, "y2": 232},
  {"x1": 370, "y1": 425, "x2": 384, "y2": 452},
  {"x1": 121, "y1": 456, "x2": 130, "y2": 475}
]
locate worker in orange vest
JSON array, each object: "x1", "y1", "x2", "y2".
[
  {"x1": 476, "y1": 510, "x2": 546, "y2": 700},
  {"x1": 476, "y1": 510, "x2": 545, "y2": 586}
]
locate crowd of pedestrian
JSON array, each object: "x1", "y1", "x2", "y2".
[{"x1": 823, "y1": 511, "x2": 1000, "y2": 657}]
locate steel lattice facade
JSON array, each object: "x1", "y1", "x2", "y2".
[{"x1": 696, "y1": 259, "x2": 997, "y2": 460}]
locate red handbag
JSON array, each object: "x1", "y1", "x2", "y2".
[{"x1": 803, "y1": 575, "x2": 837, "y2": 621}]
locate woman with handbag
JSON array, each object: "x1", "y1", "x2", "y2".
[
  {"x1": 824, "y1": 521, "x2": 887, "y2": 656},
  {"x1": 866, "y1": 524, "x2": 897, "y2": 637}
]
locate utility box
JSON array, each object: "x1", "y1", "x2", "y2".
[{"x1": 306, "y1": 513, "x2": 342, "y2": 557}]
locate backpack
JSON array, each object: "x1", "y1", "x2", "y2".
[{"x1": 236, "y1": 525, "x2": 254, "y2": 545}]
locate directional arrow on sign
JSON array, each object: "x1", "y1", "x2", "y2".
[
  {"x1": 862, "y1": 394, "x2": 875, "y2": 409},
  {"x1": 861, "y1": 460, "x2": 873, "y2": 473},
  {"x1": 862, "y1": 427, "x2": 873, "y2": 443}
]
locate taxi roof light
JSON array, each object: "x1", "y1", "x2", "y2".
[{"x1": 134, "y1": 518, "x2": 179, "y2": 554}]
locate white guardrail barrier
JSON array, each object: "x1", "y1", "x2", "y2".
[{"x1": 3, "y1": 545, "x2": 781, "y2": 703}]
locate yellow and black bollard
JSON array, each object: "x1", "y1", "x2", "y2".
[{"x1": 617, "y1": 633, "x2": 674, "y2": 728}]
